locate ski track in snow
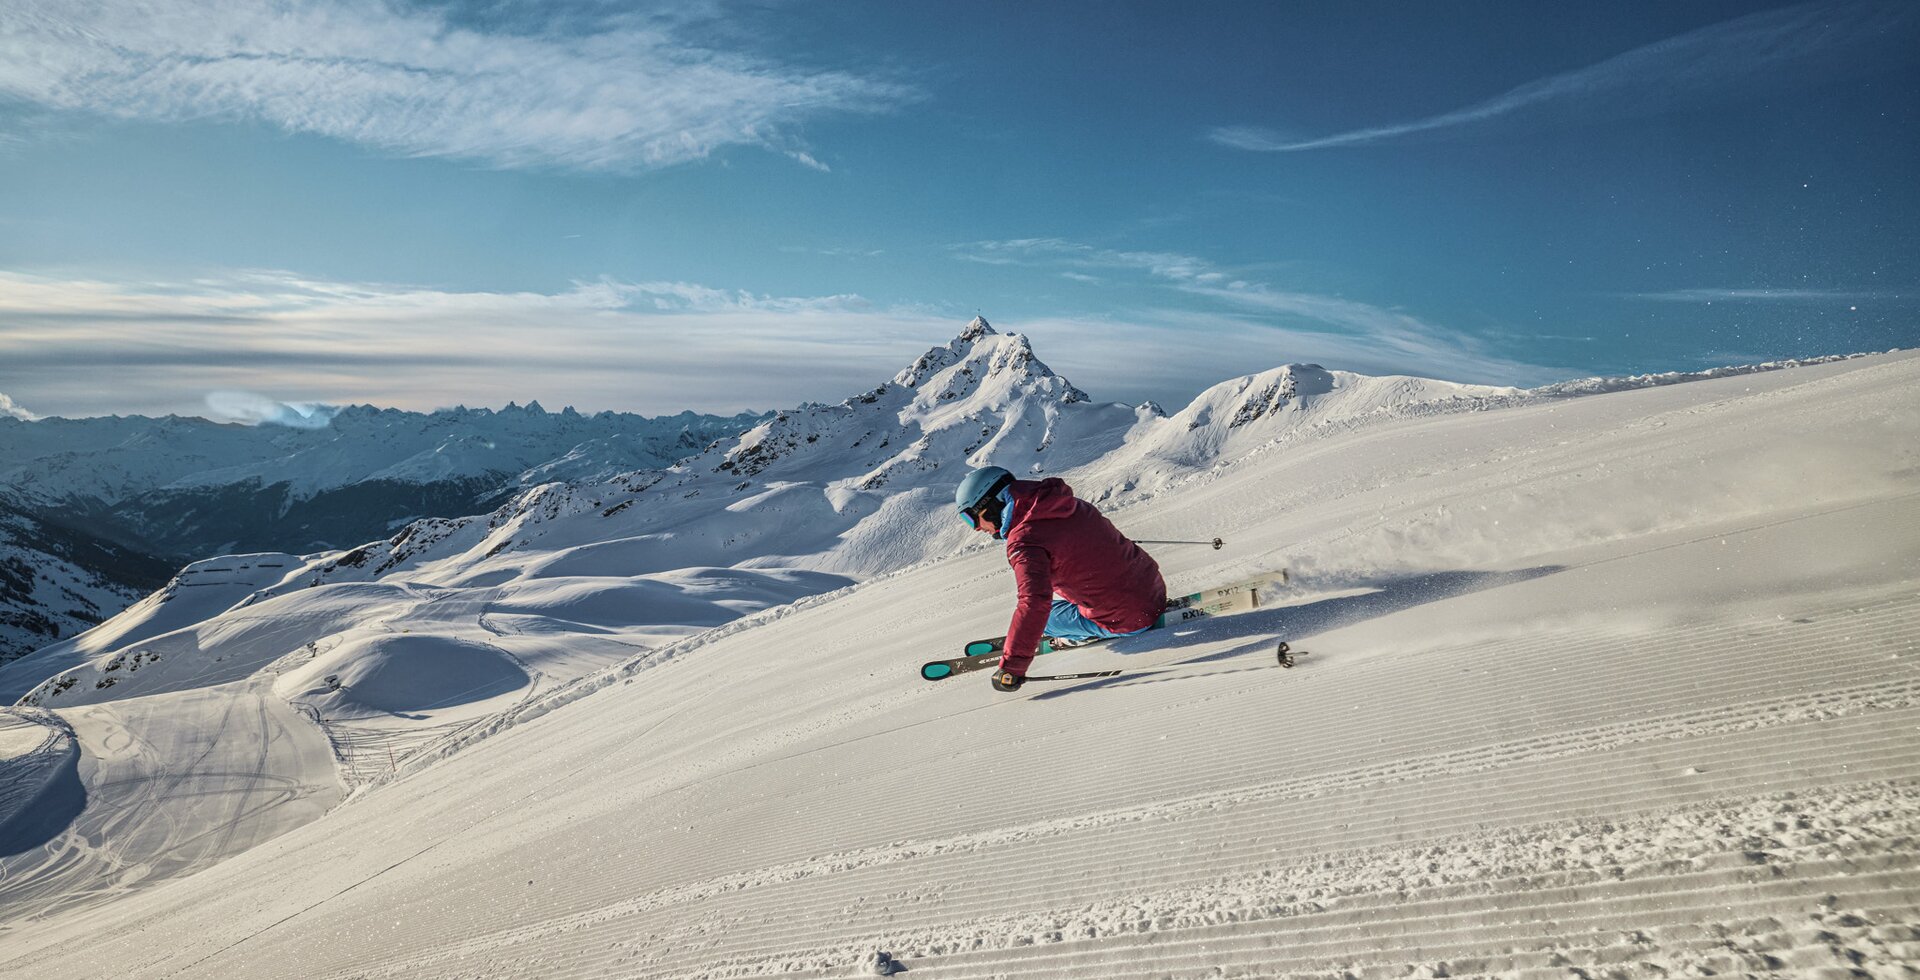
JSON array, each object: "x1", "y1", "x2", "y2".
[
  {"x1": 242, "y1": 591, "x2": 1920, "y2": 978},
  {"x1": 0, "y1": 347, "x2": 1916, "y2": 978}
]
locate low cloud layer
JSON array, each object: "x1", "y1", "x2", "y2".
[
  {"x1": 0, "y1": 391, "x2": 36, "y2": 421},
  {"x1": 0, "y1": 0, "x2": 911, "y2": 171},
  {"x1": 0, "y1": 271, "x2": 953, "y2": 417},
  {"x1": 0, "y1": 266, "x2": 1573, "y2": 420},
  {"x1": 205, "y1": 391, "x2": 342, "y2": 428}
]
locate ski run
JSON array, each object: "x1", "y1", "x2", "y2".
[{"x1": 1, "y1": 327, "x2": 1917, "y2": 979}]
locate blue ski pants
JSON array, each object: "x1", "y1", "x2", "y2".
[{"x1": 1046, "y1": 599, "x2": 1152, "y2": 643}]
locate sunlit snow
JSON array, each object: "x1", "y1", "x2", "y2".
[{"x1": 1, "y1": 320, "x2": 1915, "y2": 978}]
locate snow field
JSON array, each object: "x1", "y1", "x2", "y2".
[
  {"x1": 291, "y1": 580, "x2": 1912, "y2": 980},
  {"x1": 0, "y1": 677, "x2": 342, "y2": 929},
  {"x1": 0, "y1": 351, "x2": 1913, "y2": 978},
  {"x1": 50, "y1": 580, "x2": 1915, "y2": 979},
  {"x1": 0, "y1": 556, "x2": 858, "y2": 936}
]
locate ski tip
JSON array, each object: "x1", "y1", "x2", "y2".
[{"x1": 922, "y1": 663, "x2": 955, "y2": 681}]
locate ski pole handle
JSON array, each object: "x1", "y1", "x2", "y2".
[{"x1": 1134, "y1": 537, "x2": 1224, "y2": 550}]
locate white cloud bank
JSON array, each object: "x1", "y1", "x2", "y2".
[
  {"x1": 0, "y1": 391, "x2": 37, "y2": 421},
  {"x1": 1212, "y1": 1, "x2": 1914, "y2": 153},
  {"x1": 0, "y1": 270, "x2": 952, "y2": 417},
  {"x1": 0, "y1": 266, "x2": 1571, "y2": 420},
  {"x1": 204, "y1": 391, "x2": 341, "y2": 428},
  {"x1": 0, "y1": 0, "x2": 911, "y2": 171}
]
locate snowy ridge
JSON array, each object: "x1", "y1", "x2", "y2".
[
  {"x1": 0, "y1": 552, "x2": 306, "y2": 703},
  {"x1": 1074, "y1": 363, "x2": 1519, "y2": 503},
  {"x1": 1529, "y1": 349, "x2": 1893, "y2": 398}
]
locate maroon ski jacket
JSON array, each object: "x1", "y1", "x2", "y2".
[{"x1": 998, "y1": 478, "x2": 1166, "y2": 675}]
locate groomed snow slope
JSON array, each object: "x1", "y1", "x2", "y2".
[{"x1": 3, "y1": 351, "x2": 1918, "y2": 978}]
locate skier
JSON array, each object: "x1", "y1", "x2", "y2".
[{"x1": 955, "y1": 465, "x2": 1167, "y2": 692}]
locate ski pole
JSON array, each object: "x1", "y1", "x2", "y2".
[
  {"x1": 1025, "y1": 643, "x2": 1303, "y2": 682},
  {"x1": 1133, "y1": 537, "x2": 1224, "y2": 550}
]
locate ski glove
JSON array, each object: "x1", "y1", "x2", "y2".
[{"x1": 991, "y1": 669, "x2": 1025, "y2": 693}]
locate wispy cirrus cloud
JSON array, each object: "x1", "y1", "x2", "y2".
[
  {"x1": 1212, "y1": 1, "x2": 1914, "y2": 153},
  {"x1": 952, "y1": 239, "x2": 1230, "y2": 284},
  {"x1": 1012, "y1": 311, "x2": 1555, "y2": 399},
  {"x1": 951, "y1": 239, "x2": 1565, "y2": 385},
  {"x1": 1625, "y1": 287, "x2": 1906, "y2": 303},
  {"x1": 779, "y1": 245, "x2": 887, "y2": 259},
  {"x1": 0, "y1": 0, "x2": 912, "y2": 172}
]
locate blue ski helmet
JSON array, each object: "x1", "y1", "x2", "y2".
[
  {"x1": 955, "y1": 465, "x2": 1013, "y2": 512},
  {"x1": 955, "y1": 465, "x2": 1015, "y2": 535}
]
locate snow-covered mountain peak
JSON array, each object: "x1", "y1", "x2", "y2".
[
  {"x1": 891, "y1": 327, "x2": 976, "y2": 389},
  {"x1": 708, "y1": 327, "x2": 1092, "y2": 484},
  {"x1": 894, "y1": 322, "x2": 1089, "y2": 412}
]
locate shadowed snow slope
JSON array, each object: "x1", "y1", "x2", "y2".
[
  {"x1": 0, "y1": 346, "x2": 1914, "y2": 978},
  {"x1": 0, "y1": 493, "x2": 175, "y2": 665}
]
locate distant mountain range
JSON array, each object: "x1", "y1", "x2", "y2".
[{"x1": 0, "y1": 403, "x2": 763, "y2": 663}]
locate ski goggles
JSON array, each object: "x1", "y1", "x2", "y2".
[
  {"x1": 959, "y1": 474, "x2": 1014, "y2": 532},
  {"x1": 959, "y1": 503, "x2": 990, "y2": 530}
]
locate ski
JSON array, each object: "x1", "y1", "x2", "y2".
[
  {"x1": 923, "y1": 637, "x2": 1103, "y2": 681},
  {"x1": 922, "y1": 571, "x2": 1288, "y2": 681},
  {"x1": 1023, "y1": 642, "x2": 1305, "y2": 683},
  {"x1": 957, "y1": 570, "x2": 1286, "y2": 655}
]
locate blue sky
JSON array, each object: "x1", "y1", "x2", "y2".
[{"x1": 0, "y1": 0, "x2": 1915, "y2": 420}]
